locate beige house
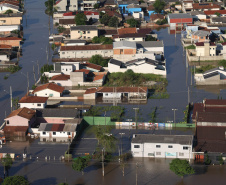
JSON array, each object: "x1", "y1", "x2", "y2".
[
  {"x1": 70, "y1": 25, "x2": 98, "y2": 40},
  {"x1": 195, "y1": 42, "x2": 216, "y2": 57},
  {"x1": 0, "y1": 14, "x2": 22, "y2": 26}
]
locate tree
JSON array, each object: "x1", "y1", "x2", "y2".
[
  {"x1": 119, "y1": 153, "x2": 131, "y2": 176},
  {"x1": 219, "y1": 154, "x2": 224, "y2": 165},
  {"x1": 146, "y1": 35, "x2": 157, "y2": 41},
  {"x1": 204, "y1": 154, "x2": 211, "y2": 165},
  {"x1": 169, "y1": 158, "x2": 195, "y2": 178},
  {"x1": 2, "y1": 176, "x2": 29, "y2": 185},
  {"x1": 94, "y1": 3, "x2": 100, "y2": 9},
  {"x1": 57, "y1": 26, "x2": 66, "y2": 33},
  {"x1": 72, "y1": 156, "x2": 91, "y2": 175},
  {"x1": 12, "y1": 97, "x2": 19, "y2": 110},
  {"x1": 74, "y1": 12, "x2": 87, "y2": 25},
  {"x1": 1, "y1": 154, "x2": 13, "y2": 178},
  {"x1": 89, "y1": 54, "x2": 108, "y2": 67},
  {"x1": 4, "y1": 9, "x2": 13, "y2": 14},
  {"x1": 44, "y1": 0, "x2": 56, "y2": 16},
  {"x1": 153, "y1": 0, "x2": 166, "y2": 13},
  {"x1": 100, "y1": 14, "x2": 110, "y2": 26},
  {"x1": 108, "y1": 16, "x2": 119, "y2": 27},
  {"x1": 126, "y1": 18, "x2": 140, "y2": 27},
  {"x1": 215, "y1": 12, "x2": 221, "y2": 17}
]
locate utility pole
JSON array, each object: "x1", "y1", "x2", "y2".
[
  {"x1": 190, "y1": 66, "x2": 192, "y2": 86},
  {"x1": 68, "y1": 141, "x2": 70, "y2": 163},
  {"x1": 27, "y1": 72, "x2": 29, "y2": 91},
  {"x1": 102, "y1": 148, "x2": 104, "y2": 177},
  {"x1": 10, "y1": 86, "x2": 12, "y2": 112},
  {"x1": 37, "y1": 60, "x2": 39, "y2": 76},
  {"x1": 188, "y1": 86, "x2": 190, "y2": 104},
  {"x1": 46, "y1": 46, "x2": 49, "y2": 65},
  {"x1": 119, "y1": 133, "x2": 125, "y2": 155},
  {"x1": 136, "y1": 162, "x2": 138, "y2": 185},
  {"x1": 105, "y1": 111, "x2": 106, "y2": 127},
  {"x1": 118, "y1": 146, "x2": 120, "y2": 162},
  {"x1": 33, "y1": 65, "x2": 36, "y2": 84},
  {"x1": 133, "y1": 108, "x2": 139, "y2": 129},
  {"x1": 172, "y1": 109, "x2": 178, "y2": 125}
]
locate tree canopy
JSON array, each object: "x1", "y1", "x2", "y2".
[
  {"x1": 1, "y1": 154, "x2": 13, "y2": 177},
  {"x1": 72, "y1": 156, "x2": 91, "y2": 175},
  {"x1": 145, "y1": 35, "x2": 157, "y2": 41},
  {"x1": 4, "y1": 9, "x2": 13, "y2": 14},
  {"x1": 2, "y1": 176, "x2": 29, "y2": 185},
  {"x1": 108, "y1": 17, "x2": 119, "y2": 27},
  {"x1": 75, "y1": 12, "x2": 87, "y2": 25},
  {"x1": 126, "y1": 18, "x2": 140, "y2": 27},
  {"x1": 169, "y1": 158, "x2": 195, "y2": 178},
  {"x1": 100, "y1": 14, "x2": 111, "y2": 26},
  {"x1": 92, "y1": 36, "x2": 113, "y2": 44},
  {"x1": 45, "y1": 0, "x2": 56, "y2": 16},
  {"x1": 89, "y1": 54, "x2": 109, "y2": 67},
  {"x1": 153, "y1": 0, "x2": 166, "y2": 13}
]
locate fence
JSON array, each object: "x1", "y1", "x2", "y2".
[{"x1": 82, "y1": 116, "x2": 114, "y2": 126}]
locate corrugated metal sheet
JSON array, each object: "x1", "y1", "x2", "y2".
[
  {"x1": 63, "y1": 124, "x2": 70, "y2": 132},
  {"x1": 38, "y1": 123, "x2": 47, "y2": 131},
  {"x1": 45, "y1": 124, "x2": 53, "y2": 131},
  {"x1": 58, "y1": 124, "x2": 65, "y2": 131},
  {"x1": 51, "y1": 124, "x2": 60, "y2": 131}
]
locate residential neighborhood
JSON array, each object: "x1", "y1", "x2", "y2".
[{"x1": 0, "y1": 0, "x2": 226, "y2": 184}]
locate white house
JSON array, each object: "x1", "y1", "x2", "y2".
[
  {"x1": 39, "y1": 123, "x2": 77, "y2": 142},
  {"x1": 19, "y1": 96, "x2": 48, "y2": 109},
  {"x1": 195, "y1": 42, "x2": 216, "y2": 56},
  {"x1": 108, "y1": 58, "x2": 166, "y2": 76},
  {"x1": 131, "y1": 134, "x2": 194, "y2": 159},
  {"x1": 217, "y1": 42, "x2": 226, "y2": 56},
  {"x1": 0, "y1": 3, "x2": 20, "y2": 13},
  {"x1": 32, "y1": 83, "x2": 65, "y2": 97}
]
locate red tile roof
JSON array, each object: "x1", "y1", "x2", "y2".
[
  {"x1": 55, "y1": 0, "x2": 62, "y2": 5},
  {"x1": 205, "y1": 99, "x2": 226, "y2": 106},
  {"x1": 147, "y1": 5, "x2": 154, "y2": 11},
  {"x1": 204, "y1": 10, "x2": 226, "y2": 15},
  {"x1": 93, "y1": 74, "x2": 105, "y2": 81},
  {"x1": 195, "y1": 42, "x2": 216, "y2": 46},
  {"x1": 192, "y1": 3, "x2": 220, "y2": 10},
  {"x1": 84, "y1": 11, "x2": 99, "y2": 15},
  {"x1": 74, "y1": 69, "x2": 90, "y2": 74},
  {"x1": 85, "y1": 87, "x2": 98, "y2": 94},
  {"x1": 3, "y1": 126, "x2": 28, "y2": 133},
  {"x1": 150, "y1": 14, "x2": 164, "y2": 20},
  {"x1": 118, "y1": 27, "x2": 137, "y2": 35},
  {"x1": 82, "y1": 62, "x2": 102, "y2": 71},
  {"x1": 61, "y1": 44, "x2": 113, "y2": 51},
  {"x1": 63, "y1": 12, "x2": 75, "y2": 16},
  {"x1": 51, "y1": 74, "x2": 70, "y2": 81},
  {"x1": 33, "y1": 83, "x2": 65, "y2": 94},
  {"x1": 196, "y1": 112, "x2": 226, "y2": 122},
  {"x1": 0, "y1": 44, "x2": 12, "y2": 49},
  {"x1": 6, "y1": 107, "x2": 35, "y2": 120},
  {"x1": 19, "y1": 96, "x2": 48, "y2": 103},
  {"x1": 0, "y1": 37, "x2": 22, "y2": 40},
  {"x1": 0, "y1": 0, "x2": 19, "y2": 6},
  {"x1": 59, "y1": 19, "x2": 75, "y2": 25}
]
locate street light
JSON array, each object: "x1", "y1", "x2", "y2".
[
  {"x1": 3, "y1": 86, "x2": 12, "y2": 112},
  {"x1": 172, "y1": 109, "x2": 178, "y2": 126},
  {"x1": 133, "y1": 108, "x2": 139, "y2": 129},
  {"x1": 126, "y1": 119, "x2": 132, "y2": 138},
  {"x1": 21, "y1": 72, "x2": 29, "y2": 92},
  {"x1": 119, "y1": 133, "x2": 125, "y2": 156}
]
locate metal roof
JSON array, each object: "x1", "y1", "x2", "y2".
[
  {"x1": 136, "y1": 41, "x2": 164, "y2": 48},
  {"x1": 113, "y1": 41, "x2": 136, "y2": 49},
  {"x1": 168, "y1": 13, "x2": 192, "y2": 19},
  {"x1": 70, "y1": 25, "x2": 98, "y2": 31}
]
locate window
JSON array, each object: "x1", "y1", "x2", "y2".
[
  {"x1": 43, "y1": 138, "x2": 46, "y2": 142},
  {"x1": 134, "y1": 145, "x2": 140, "y2": 148},
  {"x1": 88, "y1": 31, "x2": 90, "y2": 34},
  {"x1": 62, "y1": 52, "x2": 65, "y2": 54},
  {"x1": 148, "y1": 153, "x2": 154, "y2": 156},
  {"x1": 213, "y1": 48, "x2": 215, "y2": 50},
  {"x1": 183, "y1": 146, "x2": 188, "y2": 150},
  {"x1": 156, "y1": 152, "x2": 161, "y2": 155},
  {"x1": 67, "y1": 132, "x2": 71, "y2": 135},
  {"x1": 156, "y1": 145, "x2": 161, "y2": 148},
  {"x1": 213, "y1": 54, "x2": 214, "y2": 56},
  {"x1": 179, "y1": 152, "x2": 184, "y2": 156},
  {"x1": 105, "y1": 93, "x2": 108, "y2": 96},
  {"x1": 133, "y1": 38, "x2": 135, "y2": 40},
  {"x1": 78, "y1": 31, "x2": 80, "y2": 33},
  {"x1": 168, "y1": 145, "x2": 173, "y2": 148},
  {"x1": 43, "y1": 132, "x2": 46, "y2": 135},
  {"x1": 37, "y1": 104, "x2": 41, "y2": 107},
  {"x1": 6, "y1": 120, "x2": 9, "y2": 124},
  {"x1": 45, "y1": 93, "x2": 47, "y2": 95},
  {"x1": 53, "y1": 132, "x2": 56, "y2": 135}
]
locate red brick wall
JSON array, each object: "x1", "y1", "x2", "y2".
[{"x1": 170, "y1": 18, "x2": 193, "y2": 23}]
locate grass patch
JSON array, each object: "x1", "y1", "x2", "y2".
[
  {"x1": 185, "y1": 45, "x2": 196, "y2": 49},
  {"x1": 149, "y1": 92, "x2": 170, "y2": 99},
  {"x1": 191, "y1": 65, "x2": 215, "y2": 74},
  {"x1": 4, "y1": 75, "x2": 9, "y2": 80},
  {"x1": 8, "y1": 65, "x2": 22, "y2": 73},
  {"x1": 105, "y1": 70, "x2": 167, "y2": 87}
]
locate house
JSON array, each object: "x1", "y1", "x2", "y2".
[
  {"x1": 3, "y1": 107, "x2": 36, "y2": 137},
  {"x1": 96, "y1": 86, "x2": 148, "y2": 100},
  {"x1": 60, "y1": 44, "x2": 113, "y2": 58},
  {"x1": 59, "y1": 19, "x2": 76, "y2": 28},
  {"x1": 83, "y1": 0, "x2": 98, "y2": 10},
  {"x1": 49, "y1": 74, "x2": 72, "y2": 87},
  {"x1": 99, "y1": 7, "x2": 122, "y2": 21},
  {"x1": 204, "y1": 10, "x2": 226, "y2": 17},
  {"x1": 195, "y1": 42, "x2": 216, "y2": 56},
  {"x1": 99, "y1": 29, "x2": 118, "y2": 38},
  {"x1": 108, "y1": 58, "x2": 166, "y2": 76},
  {"x1": 32, "y1": 83, "x2": 65, "y2": 97},
  {"x1": 189, "y1": 11, "x2": 206, "y2": 20},
  {"x1": 127, "y1": 4, "x2": 141, "y2": 15},
  {"x1": 0, "y1": 13, "x2": 22, "y2": 26},
  {"x1": 150, "y1": 14, "x2": 165, "y2": 23},
  {"x1": 70, "y1": 25, "x2": 98, "y2": 40},
  {"x1": 54, "y1": 0, "x2": 67, "y2": 12},
  {"x1": 167, "y1": 13, "x2": 193, "y2": 28},
  {"x1": 182, "y1": 0, "x2": 193, "y2": 13},
  {"x1": 0, "y1": 2, "x2": 20, "y2": 13},
  {"x1": 117, "y1": 0, "x2": 139, "y2": 14},
  {"x1": 192, "y1": 99, "x2": 226, "y2": 154},
  {"x1": 69, "y1": 0, "x2": 78, "y2": 11},
  {"x1": 0, "y1": 37, "x2": 21, "y2": 47},
  {"x1": 38, "y1": 123, "x2": 77, "y2": 142},
  {"x1": 84, "y1": 11, "x2": 99, "y2": 22},
  {"x1": 210, "y1": 17, "x2": 226, "y2": 24},
  {"x1": 131, "y1": 134, "x2": 193, "y2": 159},
  {"x1": 217, "y1": 42, "x2": 226, "y2": 56},
  {"x1": 192, "y1": 3, "x2": 221, "y2": 11},
  {"x1": 194, "y1": 67, "x2": 226, "y2": 85},
  {"x1": 147, "y1": 5, "x2": 155, "y2": 16},
  {"x1": 19, "y1": 95, "x2": 48, "y2": 109},
  {"x1": 191, "y1": 30, "x2": 210, "y2": 43}
]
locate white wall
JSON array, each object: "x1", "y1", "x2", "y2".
[
  {"x1": 0, "y1": 54, "x2": 9, "y2": 61},
  {"x1": 40, "y1": 131, "x2": 75, "y2": 138},
  {"x1": 49, "y1": 79, "x2": 72, "y2": 87},
  {"x1": 19, "y1": 103, "x2": 46, "y2": 109},
  {"x1": 131, "y1": 142, "x2": 193, "y2": 159},
  {"x1": 114, "y1": 37, "x2": 144, "y2": 42},
  {"x1": 61, "y1": 65, "x2": 73, "y2": 75},
  {"x1": 103, "y1": 92, "x2": 121, "y2": 99},
  {"x1": 34, "y1": 89, "x2": 61, "y2": 97},
  {"x1": 0, "y1": 25, "x2": 20, "y2": 31},
  {"x1": 133, "y1": 12, "x2": 143, "y2": 19}
]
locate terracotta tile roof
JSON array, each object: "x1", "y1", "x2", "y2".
[
  {"x1": 137, "y1": 28, "x2": 152, "y2": 34},
  {"x1": 0, "y1": 44, "x2": 12, "y2": 49},
  {"x1": 196, "y1": 112, "x2": 226, "y2": 122},
  {"x1": 59, "y1": 19, "x2": 75, "y2": 25},
  {"x1": 147, "y1": 5, "x2": 154, "y2": 11},
  {"x1": 93, "y1": 74, "x2": 105, "y2": 81},
  {"x1": 84, "y1": 11, "x2": 99, "y2": 15},
  {"x1": 3, "y1": 126, "x2": 28, "y2": 133},
  {"x1": 192, "y1": 3, "x2": 220, "y2": 10},
  {"x1": 51, "y1": 74, "x2": 70, "y2": 81},
  {"x1": 205, "y1": 99, "x2": 226, "y2": 105},
  {"x1": 61, "y1": 44, "x2": 113, "y2": 51},
  {"x1": 6, "y1": 107, "x2": 35, "y2": 120},
  {"x1": 204, "y1": 10, "x2": 226, "y2": 15},
  {"x1": 82, "y1": 62, "x2": 102, "y2": 71},
  {"x1": 74, "y1": 69, "x2": 91, "y2": 74},
  {"x1": 19, "y1": 96, "x2": 48, "y2": 103},
  {"x1": 195, "y1": 42, "x2": 216, "y2": 46},
  {"x1": 0, "y1": 37, "x2": 22, "y2": 40},
  {"x1": 118, "y1": 28, "x2": 137, "y2": 35},
  {"x1": 55, "y1": 0, "x2": 62, "y2": 5},
  {"x1": 0, "y1": 0, "x2": 19, "y2": 6},
  {"x1": 33, "y1": 83, "x2": 65, "y2": 94},
  {"x1": 85, "y1": 87, "x2": 98, "y2": 94},
  {"x1": 222, "y1": 42, "x2": 226, "y2": 45},
  {"x1": 150, "y1": 14, "x2": 164, "y2": 20},
  {"x1": 96, "y1": 87, "x2": 148, "y2": 93},
  {"x1": 63, "y1": 12, "x2": 76, "y2": 16}
]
